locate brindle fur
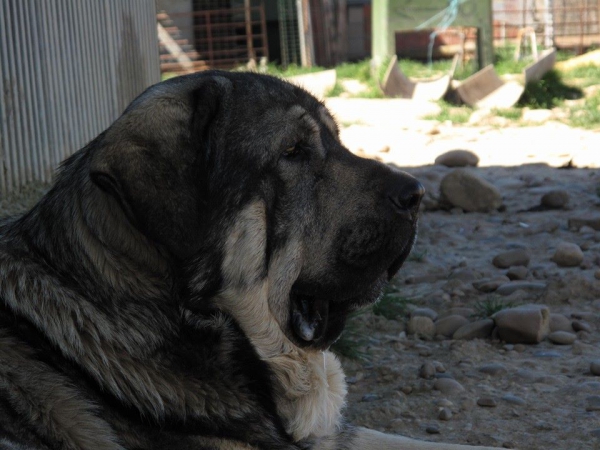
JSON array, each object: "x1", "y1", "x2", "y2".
[{"x1": 0, "y1": 72, "x2": 498, "y2": 450}]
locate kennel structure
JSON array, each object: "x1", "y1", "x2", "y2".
[{"x1": 0, "y1": 0, "x2": 160, "y2": 195}]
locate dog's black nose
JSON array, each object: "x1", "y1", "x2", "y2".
[{"x1": 386, "y1": 177, "x2": 425, "y2": 217}]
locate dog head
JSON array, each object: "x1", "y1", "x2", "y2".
[{"x1": 89, "y1": 72, "x2": 423, "y2": 350}]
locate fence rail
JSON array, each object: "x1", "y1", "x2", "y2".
[{"x1": 0, "y1": 0, "x2": 160, "y2": 196}]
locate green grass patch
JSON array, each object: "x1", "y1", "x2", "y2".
[
  {"x1": 493, "y1": 107, "x2": 522, "y2": 120},
  {"x1": 264, "y1": 63, "x2": 326, "y2": 77},
  {"x1": 330, "y1": 312, "x2": 370, "y2": 361},
  {"x1": 474, "y1": 296, "x2": 515, "y2": 319},
  {"x1": 424, "y1": 100, "x2": 471, "y2": 124},
  {"x1": 518, "y1": 70, "x2": 583, "y2": 109},
  {"x1": 372, "y1": 293, "x2": 411, "y2": 320},
  {"x1": 567, "y1": 91, "x2": 600, "y2": 129}
]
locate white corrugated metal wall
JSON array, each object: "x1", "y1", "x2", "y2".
[{"x1": 0, "y1": 0, "x2": 160, "y2": 195}]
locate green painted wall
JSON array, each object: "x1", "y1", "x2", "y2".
[{"x1": 371, "y1": 0, "x2": 493, "y2": 68}]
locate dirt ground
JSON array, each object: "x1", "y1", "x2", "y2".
[
  {"x1": 1, "y1": 98, "x2": 599, "y2": 450},
  {"x1": 327, "y1": 99, "x2": 600, "y2": 450}
]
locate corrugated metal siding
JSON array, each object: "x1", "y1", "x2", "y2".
[{"x1": 0, "y1": 0, "x2": 160, "y2": 195}]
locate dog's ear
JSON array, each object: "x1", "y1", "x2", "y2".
[{"x1": 89, "y1": 78, "x2": 225, "y2": 259}]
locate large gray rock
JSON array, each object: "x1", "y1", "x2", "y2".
[
  {"x1": 453, "y1": 319, "x2": 494, "y2": 340},
  {"x1": 434, "y1": 150, "x2": 479, "y2": 168},
  {"x1": 439, "y1": 170, "x2": 502, "y2": 213},
  {"x1": 552, "y1": 242, "x2": 584, "y2": 267},
  {"x1": 541, "y1": 190, "x2": 569, "y2": 209},
  {"x1": 548, "y1": 331, "x2": 577, "y2": 345},
  {"x1": 493, "y1": 304, "x2": 550, "y2": 344},
  {"x1": 492, "y1": 249, "x2": 530, "y2": 268},
  {"x1": 435, "y1": 315, "x2": 470, "y2": 337},
  {"x1": 407, "y1": 316, "x2": 435, "y2": 339}
]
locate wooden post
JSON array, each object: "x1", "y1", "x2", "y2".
[{"x1": 244, "y1": 0, "x2": 255, "y2": 61}]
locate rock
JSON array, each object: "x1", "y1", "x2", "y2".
[
  {"x1": 502, "y1": 394, "x2": 526, "y2": 406},
  {"x1": 552, "y1": 242, "x2": 584, "y2": 267},
  {"x1": 477, "y1": 397, "x2": 498, "y2": 407},
  {"x1": 492, "y1": 304, "x2": 550, "y2": 344},
  {"x1": 568, "y1": 216, "x2": 600, "y2": 231},
  {"x1": 438, "y1": 407, "x2": 453, "y2": 420},
  {"x1": 434, "y1": 378, "x2": 465, "y2": 395},
  {"x1": 453, "y1": 319, "x2": 495, "y2": 340},
  {"x1": 439, "y1": 169, "x2": 502, "y2": 213},
  {"x1": 435, "y1": 315, "x2": 470, "y2": 337},
  {"x1": 541, "y1": 190, "x2": 570, "y2": 209},
  {"x1": 478, "y1": 363, "x2": 507, "y2": 376},
  {"x1": 473, "y1": 276, "x2": 510, "y2": 293},
  {"x1": 572, "y1": 320, "x2": 593, "y2": 332},
  {"x1": 591, "y1": 361, "x2": 600, "y2": 376},
  {"x1": 407, "y1": 316, "x2": 436, "y2": 338},
  {"x1": 434, "y1": 150, "x2": 479, "y2": 167},
  {"x1": 495, "y1": 281, "x2": 546, "y2": 296},
  {"x1": 493, "y1": 249, "x2": 530, "y2": 269},
  {"x1": 411, "y1": 307, "x2": 438, "y2": 321},
  {"x1": 361, "y1": 394, "x2": 380, "y2": 402},
  {"x1": 419, "y1": 362, "x2": 436, "y2": 379},
  {"x1": 548, "y1": 331, "x2": 577, "y2": 345},
  {"x1": 438, "y1": 307, "x2": 475, "y2": 319},
  {"x1": 549, "y1": 313, "x2": 573, "y2": 332},
  {"x1": 533, "y1": 350, "x2": 561, "y2": 358},
  {"x1": 586, "y1": 395, "x2": 600, "y2": 412},
  {"x1": 506, "y1": 266, "x2": 528, "y2": 280},
  {"x1": 425, "y1": 425, "x2": 441, "y2": 434}
]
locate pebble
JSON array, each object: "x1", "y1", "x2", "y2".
[
  {"x1": 495, "y1": 281, "x2": 546, "y2": 296},
  {"x1": 541, "y1": 190, "x2": 569, "y2": 209},
  {"x1": 549, "y1": 313, "x2": 573, "y2": 332},
  {"x1": 361, "y1": 394, "x2": 380, "y2": 402},
  {"x1": 438, "y1": 307, "x2": 475, "y2": 319},
  {"x1": 533, "y1": 350, "x2": 562, "y2": 358},
  {"x1": 572, "y1": 320, "x2": 593, "y2": 332},
  {"x1": 453, "y1": 319, "x2": 495, "y2": 340},
  {"x1": 551, "y1": 242, "x2": 584, "y2": 267},
  {"x1": 434, "y1": 149, "x2": 479, "y2": 167},
  {"x1": 477, "y1": 397, "x2": 498, "y2": 407},
  {"x1": 419, "y1": 362, "x2": 436, "y2": 379},
  {"x1": 435, "y1": 315, "x2": 470, "y2": 337},
  {"x1": 506, "y1": 266, "x2": 528, "y2": 280},
  {"x1": 548, "y1": 330, "x2": 577, "y2": 345},
  {"x1": 439, "y1": 169, "x2": 503, "y2": 212},
  {"x1": 591, "y1": 360, "x2": 600, "y2": 376},
  {"x1": 433, "y1": 378, "x2": 465, "y2": 395},
  {"x1": 438, "y1": 407, "x2": 453, "y2": 420},
  {"x1": 586, "y1": 395, "x2": 600, "y2": 412},
  {"x1": 425, "y1": 424, "x2": 441, "y2": 434},
  {"x1": 407, "y1": 316, "x2": 436, "y2": 339},
  {"x1": 502, "y1": 394, "x2": 526, "y2": 406},
  {"x1": 568, "y1": 216, "x2": 600, "y2": 231},
  {"x1": 473, "y1": 277, "x2": 510, "y2": 293},
  {"x1": 493, "y1": 304, "x2": 550, "y2": 344},
  {"x1": 478, "y1": 363, "x2": 508, "y2": 376},
  {"x1": 493, "y1": 249, "x2": 530, "y2": 268},
  {"x1": 411, "y1": 307, "x2": 438, "y2": 321}
]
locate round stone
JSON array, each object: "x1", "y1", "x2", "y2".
[
  {"x1": 541, "y1": 190, "x2": 569, "y2": 209},
  {"x1": 419, "y1": 362, "x2": 436, "y2": 379},
  {"x1": 552, "y1": 242, "x2": 584, "y2": 267},
  {"x1": 435, "y1": 315, "x2": 470, "y2": 337},
  {"x1": 439, "y1": 169, "x2": 502, "y2": 212},
  {"x1": 572, "y1": 320, "x2": 593, "y2": 332},
  {"x1": 434, "y1": 149, "x2": 479, "y2": 167},
  {"x1": 549, "y1": 313, "x2": 573, "y2": 333},
  {"x1": 591, "y1": 360, "x2": 600, "y2": 376},
  {"x1": 493, "y1": 249, "x2": 530, "y2": 269},
  {"x1": 477, "y1": 397, "x2": 498, "y2": 407},
  {"x1": 426, "y1": 425, "x2": 441, "y2": 434},
  {"x1": 411, "y1": 307, "x2": 438, "y2": 321},
  {"x1": 506, "y1": 266, "x2": 528, "y2": 280},
  {"x1": 502, "y1": 394, "x2": 526, "y2": 406},
  {"x1": 438, "y1": 407, "x2": 453, "y2": 420},
  {"x1": 548, "y1": 330, "x2": 577, "y2": 345},
  {"x1": 453, "y1": 319, "x2": 495, "y2": 340},
  {"x1": 407, "y1": 316, "x2": 436, "y2": 339},
  {"x1": 478, "y1": 363, "x2": 508, "y2": 376},
  {"x1": 433, "y1": 378, "x2": 465, "y2": 395}
]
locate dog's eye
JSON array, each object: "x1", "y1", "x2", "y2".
[{"x1": 282, "y1": 144, "x2": 302, "y2": 159}]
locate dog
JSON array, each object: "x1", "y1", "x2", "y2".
[{"x1": 0, "y1": 71, "x2": 500, "y2": 450}]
